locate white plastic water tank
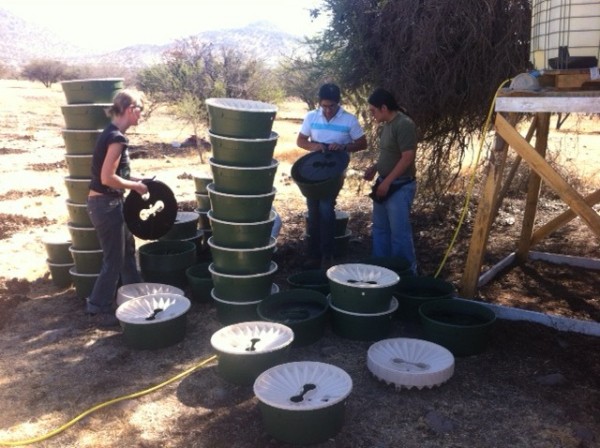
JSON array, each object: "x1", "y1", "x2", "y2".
[{"x1": 530, "y1": 0, "x2": 600, "y2": 69}]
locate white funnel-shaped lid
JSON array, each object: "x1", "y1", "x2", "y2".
[
  {"x1": 367, "y1": 338, "x2": 455, "y2": 390},
  {"x1": 327, "y1": 263, "x2": 399, "y2": 288},
  {"x1": 254, "y1": 361, "x2": 353, "y2": 411},
  {"x1": 210, "y1": 321, "x2": 294, "y2": 355},
  {"x1": 116, "y1": 293, "x2": 191, "y2": 324}
]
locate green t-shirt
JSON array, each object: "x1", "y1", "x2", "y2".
[{"x1": 376, "y1": 112, "x2": 417, "y2": 179}]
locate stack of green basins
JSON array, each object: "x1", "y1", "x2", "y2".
[
  {"x1": 204, "y1": 98, "x2": 280, "y2": 325},
  {"x1": 59, "y1": 78, "x2": 124, "y2": 299}
]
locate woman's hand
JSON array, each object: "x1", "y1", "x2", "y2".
[{"x1": 132, "y1": 181, "x2": 148, "y2": 196}]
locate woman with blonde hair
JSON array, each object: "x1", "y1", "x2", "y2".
[{"x1": 86, "y1": 89, "x2": 149, "y2": 327}]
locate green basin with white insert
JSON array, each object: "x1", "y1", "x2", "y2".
[{"x1": 69, "y1": 247, "x2": 103, "y2": 274}]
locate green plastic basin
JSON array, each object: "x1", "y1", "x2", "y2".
[
  {"x1": 209, "y1": 131, "x2": 279, "y2": 167},
  {"x1": 419, "y1": 298, "x2": 496, "y2": 357},
  {"x1": 61, "y1": 104, "x2": 112, "y2": 130},
  {"x1": 43, "y1": 237, "x2": 73, "y2": 264},
  {"x1": 329, "y1": 296, "x2": 398, "y2": 341},
  {"x1": 207, "y1": 183, "x2": 276, "y2": 223},
  {"x1": 116, "y1": 293, "x2": 190, "y2": 350},
  {"x1": 254, "y1": 361, "x2": 353, "y2": 445},
  {"x1": 159, "y1": 211, "x2": 199, "y2": 241},
  {"x1": 286, "y1": 269, "x2": 330, "y2": 295},
  {"x1": 210, "y1": 158, "x2": 278, "y2": 195},
  {"x1": 193, "y1": 175, "x2": 212, "y2": 194},
  {"x1": 69, "y1": 247, "x2": 103, "y2": 274},
  {"x1": 65, "y1": 154, "x2": 93, "y2": 179},
  {"x1": 67, "y1": 223, "x2": 100, "y2": 250},
  {"x1": 208, "y1": 237, "x2": 276, "y2": 275},
  {"x1": 185, "y1": 262, "x2": 213, "y2": 302},
  {"x1": 64, "y1": 177, "x2": 91, "y2": 204},
  {"x1": 61, "y1": 78, "x2": 124, "y2": 104},
  {"x1": 139, "y1": 240, "x2": 197, "y2": 289},
  {"x1": 210, "y1": 322, "x2": 293, "y2": 385},
  {"x1": 69, "y1": 267, "x2": 98, "y2": 299},
  {"x1": 327, "y1": 263, "x2": 399, "y2": 313},
  {"x1": 206, "y1": 98, "x2": 277, "y2": 139},
  {"x1": 66, "y1": 200, "x2": 92, "y2": 227},
  {"x1": 208, "y1": 210, "x2": 275, "y2": 249},
  {"x1": 62, "y1": 129, "x2": 102, "y2": 155},
  {"x1": 47, "y1": 260, "x2": 74, "y2": 288},
  {"x1": 209, "y1": 262, "x2": 277, "y2": 301},
  {"x1": 395, "y1": 276, "x2": 455, "y2": 322},
  {"x1": 257, "y1": 289, "x2": 329, "y2": 347}
]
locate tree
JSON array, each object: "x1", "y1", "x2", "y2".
[
  {"x1": 137, "y1": 37, "x2": 284, "y2": 138},
  {"x1": 21, "y1": 59, "x2": 70, "y2": 87},
  {"x1": 311, "y1": 0, "x2": 532, "y2": 194}
]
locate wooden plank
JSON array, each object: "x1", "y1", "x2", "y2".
[
  {"x1": 495, "y1": 114, "x2": 600, "y2": 239},
  {"x1": 496, "y1": 96, "x2": 600, "y2": 113},
  {"x1": 531, "y1": 189, "x2": 600, "y2": 246},
  {"x1": 460, "y1": 113, "x2": 516, "y2": 298},
  {"x1": 516, "y1": 112, "x2": 549, "y2": 261},
  {"x1": 555, "y1": 74, "x2": 596, "y2": 89}
]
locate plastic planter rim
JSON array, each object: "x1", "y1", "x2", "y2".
[
  {"x1": 207, "y1": 209, "x2": 276, "y2": 226},
  {"x1": 329, "y1": 295, "x2": 399, "y2": 316},
  {"x1": 208, "y1": 261, "x2": 278, "y2": 279},
  {"x1": 208, "y1": 130, "x2": 279, "y2": 142},
  {"x1": 419, "y1": 298, "x2": 497, "y2": 329},
  {"x1": 207, "y1": 236, "x2": 277, "y2": 253},
  {"x1": 206, "y1": 182, "x2": 277, "y2": 199},
  {"x1": 205, "y1": 97, "x2": 278, "y2": 113}
]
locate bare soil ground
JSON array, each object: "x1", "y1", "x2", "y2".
[{"x1": 0, "y1": 80, "x2": 598, "y2": 448}]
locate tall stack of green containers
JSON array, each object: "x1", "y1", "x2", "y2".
[
  {"x1": 59, "y1": 78, "x2": 124, "y2": 299},
  {"x1": 204, "y1": 98, "x2": 280, "y2": 325}
]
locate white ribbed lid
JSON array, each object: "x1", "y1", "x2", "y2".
[
  {"x1": 367, "y1": 338, "x2": 455, "y2": 390},
  {"x1": 206, "y1": 98, "x2": 277, "y2": 112},
  {"x1": 210, "y1": 321, "x2": 294, "y2": 355},
  {"x1": 116, "y1": 293, "x2": 190, "y2": 325},
  {"x1": 116, "y1": 282, "x2": 184, "y2": 306},
  {"x1": 327, "y1": 263, "x2": 399, "y2": 288},
  {"x1": 254, "y1": 361, "x2": 352, "y2": 410}
]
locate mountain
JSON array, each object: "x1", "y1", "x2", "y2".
[{"x1": 0, "y1": 9, "x2": 306, "y2": 69}]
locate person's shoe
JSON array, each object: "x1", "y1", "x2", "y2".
[
  {"x1": 301, "y1": 257, "x2": 321, "y2": 270},
  {"x1": 89, "y1": 312, "x2": 120, "y2": 328}
]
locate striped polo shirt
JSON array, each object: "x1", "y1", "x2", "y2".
[{"x1": 299, "y1": 107, "x2": 364, "y2": 145}]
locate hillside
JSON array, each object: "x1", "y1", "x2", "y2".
[{"x1": 0, "y1": 9, "x2": 305, "y2": 69}]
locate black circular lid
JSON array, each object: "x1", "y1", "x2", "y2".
[
  {"x1": 124, "y1": 179, "x2": 178, "y2": 240},
  {"x1": 292, "y1": 150, "x2": 350, "y2": 183}
]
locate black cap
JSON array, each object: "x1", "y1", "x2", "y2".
[{"x1": 318, "y1": 83, "x2": 341, "y2": 103}]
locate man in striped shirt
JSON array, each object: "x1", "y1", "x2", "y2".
[{"x1": 296, "y1": 83, "x2": 367, "y2": 269}]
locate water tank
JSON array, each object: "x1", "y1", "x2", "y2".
[{"x1": 530, "y1": 0, "x2": 600, "y2": 69}]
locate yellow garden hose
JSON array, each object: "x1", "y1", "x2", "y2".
[
  {"x1": 0, "y1": 354, "x2": 217, "y2": 446},
  {"x1": 434, "y1": 78, "x2": 512, "y2": 278}
]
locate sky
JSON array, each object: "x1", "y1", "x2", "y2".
[{"x1": 1, "y1": 0, "x2": 329, "y2": 52}]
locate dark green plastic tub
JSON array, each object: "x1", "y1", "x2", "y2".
[
  {"x1": 61, "y1": 78, "x2": 124, "y2": 104},
  {"x1": 258, "y1": 289, "x2": 329, "y2": 347},
  {"x1": 210, "y1": 158, "x2": 278, "y2": 195},
  {"x1": 138, "y1": 240, "x2": 197, "y2": 289},
  {"x1": 419, "y1": 298, "x2": 496, "y2": 357},
  {"x1": 209, "y1": 131, "x2": 278, "y2": 167},
  {"x1": 395, "y1": 276, "x2": 455, "y2": 322},
  {"x1": 207, "y1": 183, "x2": 276, "y2": 223}
]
